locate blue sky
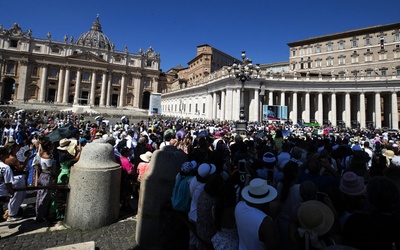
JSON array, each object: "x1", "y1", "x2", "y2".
[{"x1": 1, "y1": 0, "x2": 399, "y2": 71}]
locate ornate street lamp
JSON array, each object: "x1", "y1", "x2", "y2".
[{"x1": 227, "y1": 51, "x2": 260, "y2": 136}]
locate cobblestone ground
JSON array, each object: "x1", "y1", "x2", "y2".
[
  {"x1": 0, "y1": 219, "x2": 138, "y2": 249},
  {"x1": 0, "y1": 191, "x2": 141, "y2": 249}
]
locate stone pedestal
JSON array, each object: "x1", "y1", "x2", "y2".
[
  {"x1": 66, "y1": 139, "x2": 121, "y2": 230},
  {"x1": 236, "y1": 119, "x2": 248, "y2": 137},
  {"x1": 136, "y1": 146, "x2": 187, "y2": 249}
]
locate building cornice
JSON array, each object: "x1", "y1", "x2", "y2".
[{"x1": 287, "y1": 22, "x2": 400, "y2": 47}]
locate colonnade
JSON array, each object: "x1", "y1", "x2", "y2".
[
  {"x1": 12, "y1": 63, "x2": 150, "y2": 108},
  {"x1": 34, "y1": 65, "x2": 128, "y2": 106},
  {"x1": 163, "y1": 87, "x2": 399, "y2": 129}
]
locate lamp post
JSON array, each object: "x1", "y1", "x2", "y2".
[{"x1": 227, "y1": 51, "x2": 260, "y2": 136}]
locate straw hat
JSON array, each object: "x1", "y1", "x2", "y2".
[
  {"x1": 241, "y1": 178, "x2": 277, "y2": 204},
  {"x1": 139, "y1": 151, "x2": 153, "y2": 163},
  {"x1": 57, "y1": 138, "x2": 77, "y2": 156},
  {"x1": 383, "y1": 149, "x2": 395, "y2": 159},
  {"x1": 339, "y1": 171, "x2": 366, "y2": 196},
  {"x1": 298, "y1": 200, "x2": 334, "y2": 236},
  {"x1": 262, "y1": 152, "x2": 277, "y2": 163}
]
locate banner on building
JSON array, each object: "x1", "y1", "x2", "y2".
[
  {"x1": 148, "y1": 93, "x2": 162, "y2": 115},
  {"x1": 262, "y1": 105, "x2": 288, "y2": 121}
]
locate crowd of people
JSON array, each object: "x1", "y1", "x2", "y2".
[{"x1": 0, "y1": 108, "x2": 400, "y2": 249}]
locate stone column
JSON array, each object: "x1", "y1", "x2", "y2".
[
  {"x1": 106, "y1": 72, "x2": 112, "y2": 107},
  {"x1": 235, "y1": 88, "x2": 241, "y2": 120},
  {"x1": 280, "y1": 91, "x2": 285, "y2": 106},
  {"x1": 90, "y1": 71, "x2": 96, "y2": 106},
  {"x1": 136, "y1": 146, "x2": 187, "y2": 249},
  {"x1": 133, "y1": 76, "x2": 142, "y2": 108},
  {"x1": 100, "y1": 71, "x2": 107, "y2": 107},
  {"x1": 225, "y1": 89, "x2": 233, "y2": 120},
  {"x1": 63, "y1": 67, "x2": 71, "y2": 104},
  {"x1": 66, "y1": 140, "x2": 121, "y2": 230},
  {"x1": 151, "y1": 76, "x2": 158, "y2": 94},
  {"x1": 207, "y1": 92, "x2": 213, "y2": 119},
  {"x1": 56, "y1": 66, "x2": 65, "y2": 103},
  {"x1": 38, "y1": 64, "x2": 48, "y2": 102},
  {"x1": 359, "y1": 92, "x2": 366, "y2": 129},
  {"x1": 305, "y1": 92, "x2": 310, "y2": 123},
  {"x1": 318, "y1": 92, "x2": 323, "y2": 124},
  {"x1": 212, "y1": 92, "x2": 217, "y2": 119},
  {"x1": 292, "y1": 92, "x2": 298, "y2": 124},
  {"x1": 345, "y1": 93, "x2": 351, "y2": 128},
  {"x1": 118, "y1": 74, "x2": 127, "y2": 107},
  {"x1": 16, "y1": 61, "x2": 28, "y2": 103},
  {"x1": 392, "y1": 92, "x2": 399, "y2": 129},
  {"x1": 375, "y1": 92, "x2": 382, "y2": 128},
  {"x1": 253, "y1": 89, "x2": 260, "y2": 122},
  {"x1": 330, "y1": 92, "x2": 337, "y2": 127},
  {"x1": 73, "y1": 68, "x2": 82, "y2": 105},
  {"x1": 268, "y1": 91, "x2": 274, "y2": 105},
  {"x1": 221, "y1": 90, "x2": 226, "y2": 121}
]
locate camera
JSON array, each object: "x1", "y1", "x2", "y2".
[{"x1": 238, "y1": 159, "x2": 246, "y2": 183}]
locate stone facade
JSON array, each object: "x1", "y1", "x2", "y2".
[
  {"x1": 160, "y1": 44, "x2": 240, "y2": 93},
  {"x1": 288, "y1": 22, "x2": 400, "y2": 78},
  {"x1": 161, "y1": 22, "x2": 400, "y2": 129},
  {"x1": 0, "y1": 17, "x2": 161, "y2": 110}
]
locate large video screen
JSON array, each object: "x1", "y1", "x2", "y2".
[{"x1": 262, "y1": 105, "x2": 288, "y2": 121}]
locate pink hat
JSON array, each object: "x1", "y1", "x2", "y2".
[
  {"x1": 339, "y1": 171, "x2": 366, "y2": 196},
  {"x1": 214, "y1": 132, "x2": 223, "y2": 138}
]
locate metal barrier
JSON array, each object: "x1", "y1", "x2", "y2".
[{"x1": 13, "y1": 185, "x2": 69, "y2": 191}]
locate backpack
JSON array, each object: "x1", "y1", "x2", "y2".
[{"x1": 171, "y1": 175, "x2": 193, "y2": 212}]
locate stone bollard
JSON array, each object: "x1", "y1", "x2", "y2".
[
  {"x1": 66, "y1": 139, "x2": 121, "y2": 230},
  {"x1": 136, "y1": 145, "x2": 187, "y2": 249}
]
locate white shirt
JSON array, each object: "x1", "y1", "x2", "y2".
[
  {"x1": 8, "y1": 128, "x2": 15, "y2": 142},
  {"x1": 188, "y1": 177, "x2": 205, "y2": 222},
  {"x1": 0, "y1": 162, "x2": 14, "y2": 196},
  {"x1": 364, "y1": 147, "x2": 373, "y2": 168},
  {"x1": 277, "y1": 152, "x2": 291, "y2": 169},
  {"x1": 235, "y1": 201, "x2": 267, "y2": 250}
]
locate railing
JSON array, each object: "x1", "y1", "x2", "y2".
[
  {"x1": 14, "y1": 184, "x2": 69, "y2": 192},
  {"x1": 166, "y1": 67, "x2": 400, "y2": 93}
]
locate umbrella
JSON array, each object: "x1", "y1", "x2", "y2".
[
  {"x1": 15, "y1": 109, "x2": 25, "y2": 114},
  {"x1": 163, "y1": 128, "x2": 175, "y2": 138},
  {"x1": 254, "y1": 132, "x2": 267, "y2": 141},
  {"x1": 282, "y1": 130, "x2": 292, "y2": 137},
  {"x1": 176, "y1": 129, "x2": 187, "y2": 140},
  {"x1": 95, "y1": 116, "x2": 102, "y2": 121},
  {"x1": 27, "y1": 120, "x2": 37, "y2": 127},
  {"x1": 44, "y1": 125, "x2": 78, "y2": 143},
  {"x1": 197, "y1": 130, "x2": 209, "y2": 137}
]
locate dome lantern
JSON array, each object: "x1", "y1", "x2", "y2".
[{"x1": 75, "y1": 15, "x2": 113, "y2": 50}]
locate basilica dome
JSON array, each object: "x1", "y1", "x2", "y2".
[{"x1": 75, "y1": 16, "x2": 113, "y2": 50}]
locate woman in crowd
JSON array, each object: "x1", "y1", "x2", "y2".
[{"x1": 35, "y1": 137, "x2": 56, "y2": 222}]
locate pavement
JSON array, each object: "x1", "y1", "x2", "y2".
[{"x1": 0, "y1": 191, "x2": 141, "y2": 250}]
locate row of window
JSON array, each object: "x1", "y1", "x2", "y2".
[
  {"x1": 162, "y1": 102, "x2": 206, "y2": 114},
  {"x1": 294, "y1": 50, "x2": 400, "y2": 70},
  {"x1": 294, "y1": 33, "x2": 400, "y2": 56}
]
